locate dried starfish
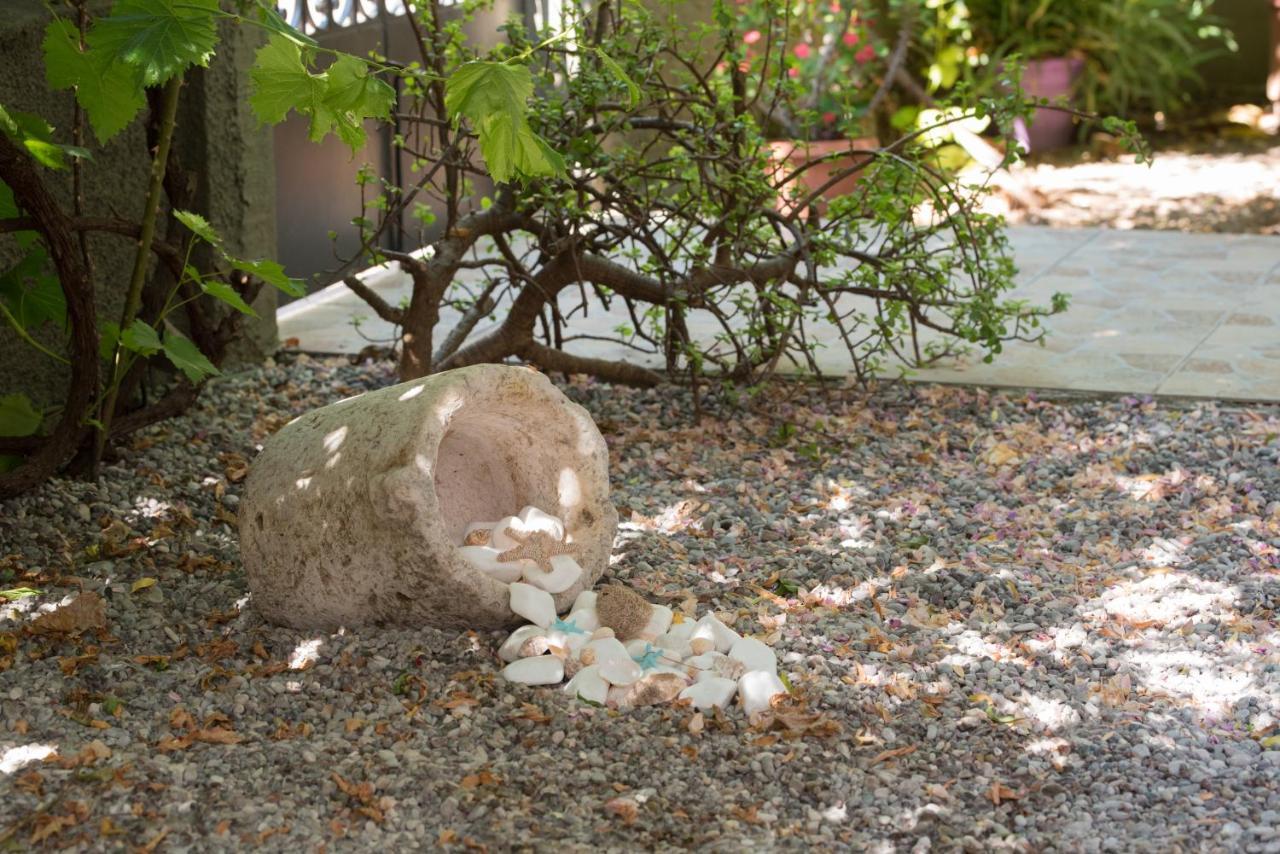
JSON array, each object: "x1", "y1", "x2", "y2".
[{"x1": 496, "y1": 527, "x2": 577, "y2": 573}]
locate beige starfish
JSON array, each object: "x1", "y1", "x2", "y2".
[{"x1": 496, "y1": 527, "x2": 578, "y2": 572}]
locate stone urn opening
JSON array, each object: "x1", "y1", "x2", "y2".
[{"x1": 240, "y1": 364, "x2": 617, "y2": 631}]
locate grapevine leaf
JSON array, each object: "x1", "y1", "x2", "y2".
[
  {"x1": 594, "y1": 49, "x2": 640, "y2": 107},
  {"x1": 201, "y1": 280, "x2": 258, "y2": 317},
  {"x1": 90, "y1": 0, "x2": 220, "y2": 87},
  {"x1": 233, "y1": 257, "x2": 304, "y2": 297},
  {"x1": 249, "y1": 35, "x2": 327, "y2": 125},
  {"x1": 161, "y1": 328, "x2": 219, "y2": 382},
  {"x1": 250, "y1": 36, "x2": 389, "y2": 151},
  {"x1": 475, "y1": 111, "x2": 564, "y2": 185},
  {"x1": 315, "y1": 54, "x2": 396, "y2": 149},
  {"x1": 444, "y1": 61, "x2": 562, "y2": 183},
  {"x1": 444, "y1": 61, "x2": 534, "y2": 127},
  {"x1": 120, "y1": 318, "x2": 162, "y2": 356},
  {"x1": 0, "y1": 104, "x2": 88, "y2": 171},
  {"x1": 43, "y1": 18, "x2": 147, "y2": 143},
  {"x1": 99, "y1": 322, "x2": 120, "y2": 361},
  {"x1": 0, "y1": 393, "x2": 42, "y2": 438},
  {"x1": 253, "y1": 2, "x2": 319, "y2": 50},
  {"x1": 0, "y1": 248, "x2": 66, "y2": 330},
  {"x1": 174, "y1": 209, "x2": 221, "y2": 245},
  {"x1": 0, "y1": 180, "x2": 15, "y2": 219}
]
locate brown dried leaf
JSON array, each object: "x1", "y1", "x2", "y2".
[
  {"x1": 459, "y1": 769, "x2": 500, "y2": 790},
  {"x1": 870, "y1": 745, "x2": 917, "y2": 764},
  {"x1": 29, "y1": 592, "x2": 106, "y2": 636},
  {"x1": 604, "y1": 796, "x2": 639, "y2": 825},
  {"x1": 220, "y1": 452, "x2": 250, "y2": 483}
]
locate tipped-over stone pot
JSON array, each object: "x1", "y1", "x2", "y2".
[{"x1": 239, "y1": 364, "x2": 617, "y2": 630}]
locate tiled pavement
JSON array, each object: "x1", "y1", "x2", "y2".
[{"x1": 279, "y1": 226, "x2": 1280, "y2": 402}]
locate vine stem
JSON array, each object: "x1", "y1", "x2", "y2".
[{"x1": 93, "y1": 75, "x2": 184, "y2": 472}]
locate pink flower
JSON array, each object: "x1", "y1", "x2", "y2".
[
  {"x1": 842, "y1": 31, "x2": 859, "y2": 47},
  {"x1": 829, "y1": 0, "x2": 840, "y2": 10},
  {"x1": 743, "y1": 29, "x2": 762, "y2": 45},
  {"x1": 855, "y1": 45, "x2": 875, "y2": 64},
  {"x1": 793, "y1": 42, "x2": 812, "y2": 59},
  {"x1": 822, "y1": 111, "x2": 837, "y2": 125},
  {"x1": 788, "y1": 66, "x2": 800, "y2": 78}
]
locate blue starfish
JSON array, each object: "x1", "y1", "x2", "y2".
[
  {"x1": 551, "y1": 617, "x2": 587, "y2": 636},
  {"x1": 632, "y1": 644, "x2": 663, "y2": 670}
]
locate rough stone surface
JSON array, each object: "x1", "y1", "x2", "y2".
[{"x1": 240, "y1": 364, "x2": 616, "y2": 629}]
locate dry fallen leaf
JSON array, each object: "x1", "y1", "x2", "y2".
[
  {"x1": 459, "y1": 769, "x2": 500, "y2": 790},
  {"x1": 220, "y1": 452, "x2": 250, "y2": 483},
  {"x1": 988, "y1": 782, "x2": 1021, "y2": 806},
  {"x1": 29, "y1": 592, "x2": 107, "y2": 636},
  {"x1": 870, "y1": 745, "x2": 918, "y2": 764},
  {"x1": 130, "y1": 577, "x2": 157, "y2": 594},
  {"x1": 688, "y1": 711, "x2": 705, "y2": 735},
  {"x1": 604, "y1": 797, "x2": 639, "y2": 825}
]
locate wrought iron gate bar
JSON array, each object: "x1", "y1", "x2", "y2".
[{"x1": 278, "y1": 0, "x2": 420, "y2": 35}]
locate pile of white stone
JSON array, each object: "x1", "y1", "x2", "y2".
[{"x1": 460, "y1": 508, "x2": 787, "y2": 714}]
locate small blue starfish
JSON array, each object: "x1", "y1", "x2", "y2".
[
  {"x1": 632, "y1": 644, "x2": 663, "y2": 670},
  {"x1": 551, "y1": 617, "x2": 587, "y2": 635}
]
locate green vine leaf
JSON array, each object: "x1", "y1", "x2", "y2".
[
  {"x1": 0, "y1": 104, "x2": 89, "y2": 171},
  {"x1": 0, "y1": 248, "x2": 66, "y2": 330},
  {"x1": 43, "y1": 18, "x2": 146, "y2": 144},
  {"x1": 174, "y1": 209, "x2": 221, "y2": 245},
  {"x1": 120, "y1": 318, "x2": 162, "y2": 356},
  {"x1": 162, "y1": 328, "x2": 219, "y2": 382},
  {"x1": 252, "y1": 2, "x2": 319, "y2": 50},
  {"x1": 249, "y1": 35, "x2": 394, "y2": 152},
  {"x1": 91, "y1": 0, "x2": 220, "y2": 87},
  {"x1": 232, "y1": 257, "x2": 304, "y2": 297},
  {"x1": 200, "y1": 280, "x2": 258, "y2": 317},
  {"x1": 594, "y1": 49, "x2": 640, "y2": 108},
  {"x1": 0, "y1": 393, "x2": 42, "y2": 438},
  {"x1": 444, "y1": 61, "x2": 563, "y2": 183}
]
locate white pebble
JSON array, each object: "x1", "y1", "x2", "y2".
[
  {"x1": 571, "y1": 590, "x2": 597, "y2": 614},
  {"x1": 569, "y1": 606, "x2": 600, "y2": 633},
  {"x1": 499, "y1": 625, "x2": 546, "y2": 662},
  {"x1": 457, "y1": 545, "x2": 526, "y2": 583},
  {"x1": 684, "y1": 651, "x2": 729, "y2": 679},
  {"x1": 664, "y1": 621, "x2": 696, "y2": 645},
  {"x1": 584, "y1": 637, "x2": 631, "y2": 667},
  {"x1": 599, "y1": 658, "x2": 643, "y2": 686},
  {"x1": 737, "y1": 670, "x2": 787, "y2": 715},
  {"x1": 523, "y1": 553, "x2": 583, "y2": 594},
  {"x1": 680, "y1": 677, "x2": 737, "y2": 710},
  {"x1": 502, "y1": 655, "x2": 565, "y2": 685},
  {"x1": 509, "y1": 582, "x2": 556, "y2": 627},
  {"x1": 518, "y1": 505, "x2": 566, "y2": 540},
  {"x1": 638, "y1": 604, "x2": 673, "y2": 640},
  {"x1": 693, "y1": 614, "x2": 740, "y2": 653},
  {"x1": 729, "y1": 636, "x2": 777, "y2": 675},
  {"x1": 564, "y1": 665, "x2": 609, "y2": 705},
  {"x1": 489, "y1": 515, "x2": 524, "y2": 550}
]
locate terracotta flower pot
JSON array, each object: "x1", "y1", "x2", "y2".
[
  {"x1": 1013, "y1": 56, "x2": 1085, "y2": 153},
  {"x1": 767, "y1": 137, "x2": 879, "y2": 216}
]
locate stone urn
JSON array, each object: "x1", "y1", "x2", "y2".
[{"x1": 239, "y1": 364, "x2": 617, "y2": 630}]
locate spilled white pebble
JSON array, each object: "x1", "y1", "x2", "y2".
[
  {"x1": 564, "y1": 665, "x2": 609, "y2": 705},
  {"x1": 509, "y1": 582, "x2": 556, "y2": 627},
  {"x1": 502, "y1": 655, "x2": 565, "y2": 685},
  {"x1": 639, "y1": 604, "x2": 673, "y2": 640},
  {"x1": 729, "y1": 636, "x2": 777, "y2": 675},
  {"x1": 458, "y1": 545, "x2": 526, "y2": 583},
  {"x1": 692, "y1": 614, "x2": 740, "y2": 653},
  {"x1": 524, "y1": 553, "x2": 582, "y2": 594},
  {"x1": 518, "y1": 505, "x2": 566, "y2": 540},
  {"x1": 738, "y1": 670, "x2": 787, "y2": 715},
  {"x1": 584, "y1": 637, "x2": 631, "y2": 667},
  {"x1": 499, "y1": 625, "x2": 546, "y2": 662},
  {"x1": 598, "y1": 657, "x2": 643, "y2": 686},
  {"x1": 680, "y1": 676, "x2": 738, "y2": 710}
]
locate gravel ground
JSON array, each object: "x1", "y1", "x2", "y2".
[{"x1": 2, "y1": 356, "x2": 1279, "y2": 852}]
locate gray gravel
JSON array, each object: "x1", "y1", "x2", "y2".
[{"x1": 2, "y1": 356, "x2": 1279, "y2": 851}]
